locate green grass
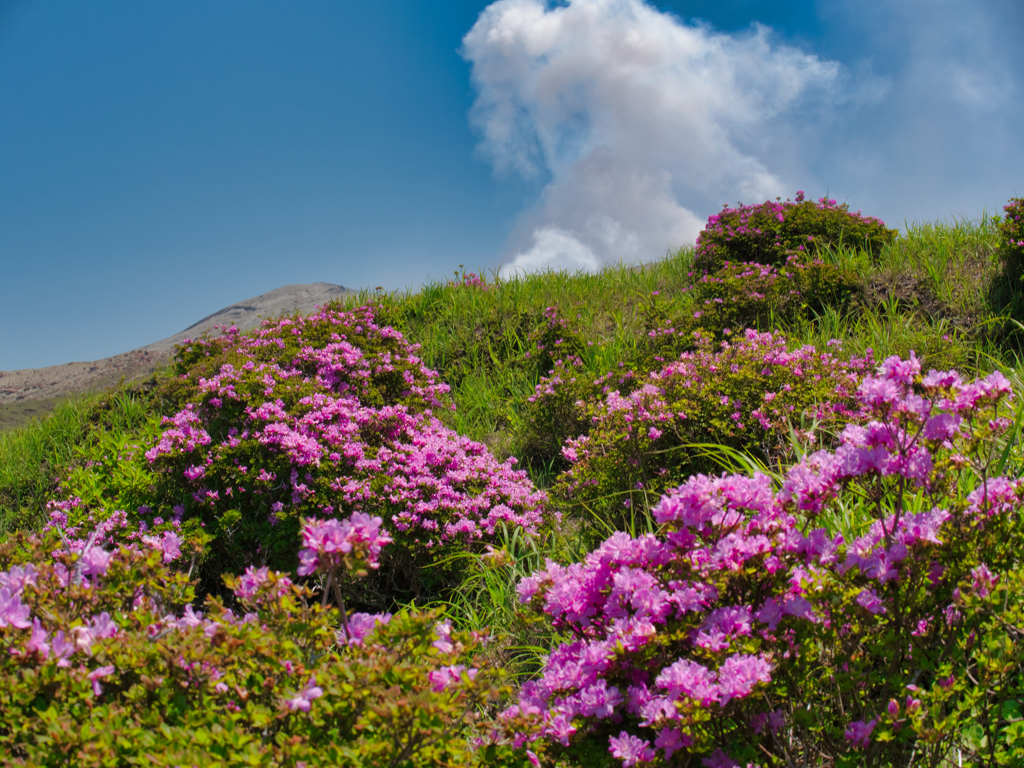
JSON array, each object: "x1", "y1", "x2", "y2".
[
  {"x1": 2, "y1": 212, "x2": 1024, "y2": 765},
  {"x1": 2, "y1": 211, "x2": 1020, "y2": 563},
  {"x1": 2, "y1": 214, "x2": 1015, "y2": 538},
  {"x1": 0, "y1": 387, "x2": 154, "y2": 533},
  {"x1": 320, "y1": 217, "x2": 1011, "y2": 481},
  {"x1": 0, "y1": 397, "x2": 67, "y2": 433}
]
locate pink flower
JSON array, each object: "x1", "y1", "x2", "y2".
[
  {"x1": 79, "y1": 546, "x2": 113, "y2": 577},
  {"x1": 284, "y1": 676, "x2": 324, "y2": 712},
  {"x1": 52, "y1": 631, "x2": 75, "y2": 667},
  {"x1": 142, "y1": 531, "x2": 182, "y2": 563},
  {"x1": 855, "y1": 588, "x2": 886, "y2": 615},
  {"x1": 342, "y1": 612, "x2": 391, "y2": 646},
  {"x1": 432, "y1": 620, "x2": 455, "y2": 654},
  {"x1": 970, "y1": 563, "x2": 998, "y2": 598},
  {"x1": 715, "y1": 653, "x2": 772, "y2": 705},
  {"x1": 702, "y1": 749, "x2": 739, "y2": 768},
  {"x1": 89, "y1": 665, "x2": 116, "y2": 697},
  {"x1": 428, "y1": 664, "x2": 478, "y2": 692},
  {"x1": 296, "y1": 513, "x2": 392, "y2": 576},
  {"x1": 0, "y1": 587, "x2": 32, "y2": 629},
  {"x1": 653, "y1": 727, "x2": 688, "y2": 760},
  {"x1": 656, "y1": 659, "x2": 717, "y2": 705},
  {"x1": 844, "y1": 718, "x2": 878, "y2": 748},
  {"x1": 10, "y1": 618, "x2": 50, "y2": 660},
  {"x1": 608, "y1": 731, "x2": 654, "y2": 766},
  {"x1": 0, "y1": 564, "x2": 38, "y2": 591}
]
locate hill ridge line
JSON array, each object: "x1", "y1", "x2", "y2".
[{"x1": 0, "y1": 282, "x2": 352, "y2": 405}]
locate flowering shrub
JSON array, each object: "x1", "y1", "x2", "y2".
[
  {"x1": 694, "y1": 192, "x2": 897, "y2": 273},
  {"x1": 518, "y1": 355, "x2": 607, "y2": 477},
  {"x1": 524, "y1": 306, "x2": 588, "y2": 382},
  {"x1": 0, "y1": 516, "x2": 539, "y2": 766},
  {"x1": 553, "y1": 330, "x2": 872, "y2": 530},
  {"x1": 503, "y1": 354, "x2": 1024, "y2": 766},
  {"x1": 998, "y1": 197, "x2": 1024, "y2": 285},
  {"x1": 49, "y1": 304, "x2": 550, "y2": 603},
  {"x1": 15, "y1": 425, "x2": 531, "y2": 763},
  {"x1": 519, "y1": 268, "x2": 862, "y2": 482},
  {"x1": 680, "y1": 258, "x2": 859, "y2": 332}
]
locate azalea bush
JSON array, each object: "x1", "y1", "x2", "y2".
[
  {"x1": 550, "y1": 329, "x2": 872, "y2": 531},
  {"x1": 998, "y1": 197, "x2": 1024, "y2": 286},
  {"x1": 693, "y1": 192, "x2": 897, "y2": 273},
  {"x1": 0, "y1": 509, "x2": 538, "y2": 766},
  {"x1": 501, "y1": 354, "x2": 1024, "y2": 767},
  {"x1": 520, "y1": 273, "x2": 864, "y2": 491},
  {"x1": 677, "y1": 257, "x2": 860, "y2": 334},
  {"x1": 48, "y1": 304, "x2": 550, "y2": 603}
]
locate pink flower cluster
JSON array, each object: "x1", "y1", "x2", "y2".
[
  {"x1": 296, "y1": 513, "x2": 392, "y2": 576},
  {"x1": 0, "y1": 541, "x2": 378, "y2": 717},
  {"x1": 509, "y1": 354, "x2": 1021, "y2": 766},
  {"x1": 555, "y1": 329, "x2": 871, "y2": 507},
  {"x1": 694, "y1": 192, "x2": 890, "y2": 270},
  {"x1": 675, "y1": 257, "x2": 838, "y2": 311},
  {"x1": 145, "y1": 406, "x2": 212, "y2": 461},
  {"x1": 1001, "y1": 198, "x2": 1024, "y2": 254},
  {"x1": 232, "y1": 565, "x2": 294, "y2": 602},
  {"x1": 142, "y1": 304, "x2": 550, "y2": 574},
  {"x1": 449, "y1": 271, "x2": 491, "y2": 291},
  {"x1": 0, "y1": 546, "x2": 244, "y2": 701}
]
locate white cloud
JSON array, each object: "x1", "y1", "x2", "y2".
[
  {"x1": 499, "y1": 226, "x2": 600, "y2": 276},
  {"x1": 465, "y1": 0, "x2": 1024, "y2": 267},
  {"x1": 462, "y1": 0, "x2": 844, "y2": 274}
]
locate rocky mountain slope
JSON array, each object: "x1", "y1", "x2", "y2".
[{"x1": 0, "y1": 282, "x2": 351, "y2": 410}]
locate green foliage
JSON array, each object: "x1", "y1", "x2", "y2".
[
  {"x1": 909, "y1": 569, "x2": 1024, "y2": 766},
  {"x1": 694, "y1": 194, "x2": 898, "y2": 273},
  {"x1": 550, "y1": 329, "x2": 870, "y2": 534},
  {"x1": 516, "y1": 356, "x2": 605, "y2": 480},
  {"x1": 692, "y1": 258, "x2": 858, "y2": 322},
  {"x1": 429, "y1": 523, "x2": 579, "y2": 689},
  {"x1": 656, "y1": 257, "x2": 861, "y2": 352},
  {"x1": 997, "y1": 198, "x2": 1024, "y2": 286},
  {"x1": 0, "y1": 530, "x2": 521, "y2": 767},
  {"x1": 0, "y1": 389, "x2": 155, "y2": 535}
]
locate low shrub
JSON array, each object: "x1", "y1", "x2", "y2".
[
  {"x1": 693, "y1": 192, "x2": 897, "y2": 273},
  {"x1": 639, "y1": 258, "x2": 861, "y2": 365},
  {"x1": 998, "y1": 197, "x2": 1024, "y2": 284},
  {"x1": 552, "y1": 330, "x2": 872, "y2": 531},
  {"x1": 524, "y1": 306, "x2": 588, "y2": 382},
  {"x1": 502, "y1": 355, "x2": 1024, "y2": 767},
  {"x1": 0, "y1": 515, "x2": 533, "y2": 766},
  {"x1": 517, "y1": 356, "x2": 610, "y2": 479},
  {"x1": 520, "y1": 284, "x2": 865, "y2": 498},
  {"x1": 685, "y1": 258, "x2": 859, "y2": 326},
  {"x1": 47, "y1": 304, "x2": 551, "y2": 604}
]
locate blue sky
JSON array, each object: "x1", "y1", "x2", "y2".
[{"x1": 2, "y1": 0, "x2": 1021, "y2": 369}]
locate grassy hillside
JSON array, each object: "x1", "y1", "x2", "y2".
[
  {"x1": 2, "y1": 201, "x2": 1024, "y2": 766},
  {"x1": 338, "y1": 214, "x2": 1007, "y2": 464},
  {"x1": 0, "y1": 213, "x2": 1016, "y2": 545}
]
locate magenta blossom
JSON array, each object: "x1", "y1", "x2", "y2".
[
  {"x1": 844, "y1": 718, "x2": 878, "y2": 748},
  {"x1": 341, "y1": 612, "x2": 392, "y2": 647},
  {"x1": 608, "y1": 732, "x2": 655, "y2": 767},
  {"x1": 89, "y1": 665, "x2": 116, "y2": 697},
  {"x1": 284, "y1": 675, "x2": 324, "y2": 713},
  {"x1": 296, "y1": 513, "x2": 392, "y2": 577}
]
